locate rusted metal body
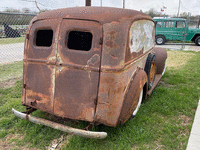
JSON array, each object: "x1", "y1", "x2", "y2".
[{"x1": 13, "y1": 7, "x2": 167, "y2": 138}]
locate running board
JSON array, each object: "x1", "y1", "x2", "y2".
[{"x1": 147, "y1": 74, "x2": 162, "y2": 96}]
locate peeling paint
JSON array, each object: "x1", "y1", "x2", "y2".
[{"x1": 129, "y1": 20, "x2": 154, "y2": 53}]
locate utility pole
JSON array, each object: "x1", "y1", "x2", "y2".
[
  {"x1": 177, "y1": 0, "x2": 181, "y2": 17},
  {"x1": 85, "y1": 0, "x2": 91, "y2": 6},
  {"x1": 101, "y1": 0, "x2": 102, "y2": 7},
  {"x1": 123, "y1": 0, "x2": 125, "y2": 9}
]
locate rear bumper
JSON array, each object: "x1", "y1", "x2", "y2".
[{"x1": 12, "y1": 108, "x2": 107, "y2": 139}]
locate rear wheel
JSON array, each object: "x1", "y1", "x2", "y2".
[
  {"x1": 195, "y1": 36, "x2": 200, "y2": 46},
  {"x1": 145, "y1": 54, "x2": 156, "y2": 89},
  {"x1": 155, "y1": 35, "x2": 166, "y2": 45}
]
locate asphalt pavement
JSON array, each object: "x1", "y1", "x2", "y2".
[
  {"x1": 0, "y1": 43, "x2": 24, "y2": 64},
  {"x1": 155, "y1": 43, "x2": 200, "y2": 52}
]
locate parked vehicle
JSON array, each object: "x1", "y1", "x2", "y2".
[
  {"x1": 12, "y1": 7, "x2": 167, "y2": 139},
  {"x1": 153, "y1": 17, "x2": 200, "y2": 46}
]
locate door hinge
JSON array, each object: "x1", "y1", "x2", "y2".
[
  {"x1": 26, "y1": 34, "x2": 29, "y2": 40},
  {"x1": 99, "y1": 37, "x2": 103, "y2": 45},
  {"x1": 23, "y1": 84, "x2": 27, "y2": 88}
]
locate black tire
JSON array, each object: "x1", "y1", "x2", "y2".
[
  {"x1": 195, "y1": 36, "x2": 200, "y2": 46},
  {"x1": 145, "y1": 54, "x2": 156, "y2": 89},
  {"x1": 155, "y1": 35, "x2": 166, "y2": 45}
]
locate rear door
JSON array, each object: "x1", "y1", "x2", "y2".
[
  {"x1": 54, "y1": 20, "x2": 102, "y2": 122},
  {"x1": 24, "y1": 19, "x2": 62, "y2": 113},
  {"x1": 162, "y1": 20, "x2": 176, "y2": 40},
  {"x1": 174, "y1": 21, "x2": 187, "y2": 41}
]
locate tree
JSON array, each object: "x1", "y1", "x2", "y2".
[
  {"x1": 22, "y1": 8, "x2": 31, "y2": 13},
  {"x1": 4, "y1": 8, "x2": 20, "y2": 13},
  {"x1": 180, "y1": 12, "x2": 189, "y2": 18},
  {"x1": 21, "y1": 0, "x2": 46, "y2": 12},
  {"x1": 145, "y1": 8, "x2": 160, "y2": 18}
]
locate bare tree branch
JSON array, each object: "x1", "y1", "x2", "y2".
[
  {"x1": 34, "y1": 0, "x2": 41, "y2": 12},
  {"x1": 21, "y1": 0, "x2": 45, "y2": 12}
]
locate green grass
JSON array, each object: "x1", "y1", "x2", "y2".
[
  {"x1": 0, "y1": 37, "x2": 25, "y2": 45},
  {"x1": 0, "y1": 50, "x2": 200, "y2": 150},
  {"x1": 0, "y1": 61, "x2": 23, "y2": 82}
]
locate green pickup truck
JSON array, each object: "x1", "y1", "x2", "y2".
[{"x1": 153, "y1": 17, "x2": 200, "y2": 46}]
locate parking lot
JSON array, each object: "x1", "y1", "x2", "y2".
[
  {"x1": 155, "y1": 43, "x2": 200, "y2": 52},
  {"x1": 0, "y1": 43, "x2": 24, "y2": 64}
]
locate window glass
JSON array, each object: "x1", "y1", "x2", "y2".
[
  {"x1": 163, "y1": 21, "x2": 174, "y2": 28},
  {"x1": 129, "y1": 20, "x2": 154, "y2": 53},
  {"x1": 176, "y1": 21, "x2": 185, "y2": 28},
  {"x1": 36, "y1": 30, "x2": 53, "y2": 47},
  {"x1": 156, "y1": 21, "x2": 162, "y2": 28},
  {"x1": 67, "y1": 31, "x2": 93, "y2": 51}
]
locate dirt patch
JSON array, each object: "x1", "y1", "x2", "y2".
[
  {"x1": 178, "y1": 115, "x2": 191, "y2": 127},
  {"x1": 159, "y1": 81, "x2": 174, "y2": 88},
  {"x1": 176, "y1": 115, "x2": 191, "y2": 140},
  {"x1": 0, "y1": 77, "x2": 22, "y2": 88},
  {"x1": 0, "y1": 134, "x2": 40, "y2": 150},
  {"x1": 5, "y1": 134, "x2": 24, "y2": 143},
  {"x1": 167, "y1": 51, "x2": 196, "y2": 69},
  {"x1": 46, "y1": 134, "x2": 72, "y2": 150}
]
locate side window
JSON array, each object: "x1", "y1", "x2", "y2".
[
  {"x1": 176, "y1": 21, "x2": 185, "y2": 28},
  {"x1": 163, "y1": 21, "x2": 174, "y2": 28},
  {"x1": 129, "y1": 20, "x2": 154, "y2": 53},
  {"x1": 156, "y1": 21, "x2": 162, "y2": 28},
  {"x1": 67, "y1": 31, "x2": 93, "y2": 51},
  {"x1": 36, "y1": 29, "x2": 53, "y2": 47}
]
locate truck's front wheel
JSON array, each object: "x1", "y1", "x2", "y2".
[
  {"x1": 195, "y1": 36, "x2": 200, "y2": 46},
  {"x1": 155, "y1": 35, "x2": 166, "y2": 45}
]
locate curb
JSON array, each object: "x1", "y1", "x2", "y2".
[{"x1": 186, "y1": 99, "x2": 200, "y2": 150}]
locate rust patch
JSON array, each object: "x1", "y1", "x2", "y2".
[
  {"x1": 54, "y1": 66, "x2": 98, "y2": 122},
  {"x1": 24, "y1": 63, "x2": 55, "y2": 113}
]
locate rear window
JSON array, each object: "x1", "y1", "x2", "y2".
[
  {"x1": 36, "y1": 29, "x2": 53, "y2": 47},
  {"x1": 67, "y1": 31, "x2": 93, "y2": 51},
  {"x1": 129, "y1": 20, "x2": 154, "y2": 53},
  {"x1": 176, "y1": 21, "x2": 185, "y2": 28},
  {"x1": 156, "y1": 21, "x2": 162, "y2": 28}
]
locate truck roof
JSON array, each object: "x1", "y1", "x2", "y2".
[
  {"x1": 31, "y1": 7, "x2": 152, "y2": 24},
  {"x1": 153, "y1": 17, "x2": 186, "y2": 21}
]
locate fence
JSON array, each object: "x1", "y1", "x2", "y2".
[
  {"x1": 0, "y1": 12, "x2": 36, "y2": 87},
  {"x1": 0, "y1": 11, "x2": 199, "y2": 87}
]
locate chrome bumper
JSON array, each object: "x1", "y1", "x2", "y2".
[{"x1": 12, "y1": 108, "x2": 107, "y2": 139}]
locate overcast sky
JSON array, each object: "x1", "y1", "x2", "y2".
[{"x1": 0, "y1": 0, "x2": 199, "y2": 16}]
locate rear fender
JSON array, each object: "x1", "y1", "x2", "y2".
[
  {"x1": 118, "y1": 69, "x2": 148, "y2": 124},
  {"x1": 153, "y1": 47, "x2": 167, "y2": 74}
]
